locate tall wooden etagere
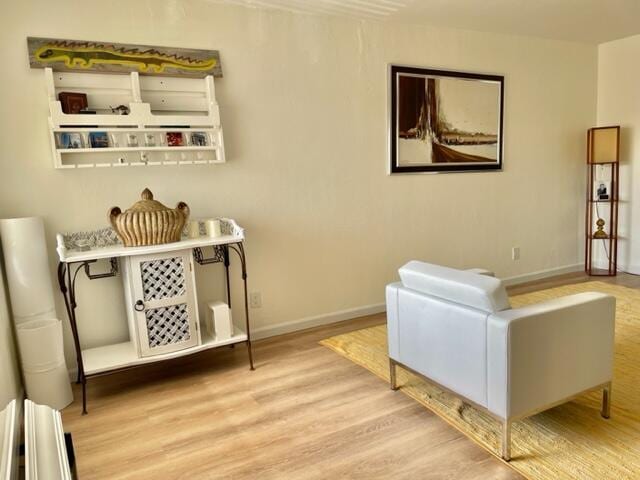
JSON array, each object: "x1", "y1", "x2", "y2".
[{"x1": 585, "y1": 126, "x2": 620, "y2": 276}]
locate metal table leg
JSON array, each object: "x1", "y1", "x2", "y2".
[
  {"x1": 228, "y1": 242, "x2": 254, "y2": 370},
  {"x1": 56, "y1": 259, "x2": 118, "y2": 415}
]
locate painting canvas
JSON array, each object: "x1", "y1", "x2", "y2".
[
  {"x1": 27, "y1": 37, "x2": 222, "y2": 78},
  {"x1": 389, "y1": 65, "x2": 504, "y2": 173}
]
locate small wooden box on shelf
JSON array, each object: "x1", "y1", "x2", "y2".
[
  {"x1": 585, "y1": 126, "x2": 620, "y2": 276},
  {"x1": 45, "y1": 68, "x2": 226, "y2": 169}
]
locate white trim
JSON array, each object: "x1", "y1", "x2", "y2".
[
  {"x1": 622, "y1": 264, "x2": 640, "y2": 275},
  {"x1": 501, "y1": 263, "x2": 583, "y2": 287},
  {"x1": 252, "y1": 303, "x2": 386, "y2": 340}
]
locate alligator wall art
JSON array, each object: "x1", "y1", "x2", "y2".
[{"x1": 27, "y1": 37, "x2": 222, "y2": 78}]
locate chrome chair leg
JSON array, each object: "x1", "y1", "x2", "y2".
[
  {"x1": 602, "y1": 382, "x2": 612, "y2": 419},
  {"x1": 502, "y1": 420, "x2": 511, "y2": 461},
  {"x1": 389, "y1": 360, "x2": 398, "y2": 391}
]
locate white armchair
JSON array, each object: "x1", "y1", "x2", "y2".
[{"x1": 386, "y1": 261, "x2": 616, "y2": 461}]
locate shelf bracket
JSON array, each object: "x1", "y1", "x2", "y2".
[
  {"x1": 193, "y1": 246, "x2": 225, "y2": 265},
  {"x1": 83, "y1": 257, "x2": 119, "y2": 280}
]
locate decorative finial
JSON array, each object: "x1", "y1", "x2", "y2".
[
  {"x1": 593, "y1": 218, "x2": 608, "y2": 239},
  {"x1": 141, "y1": 188, "x2": 153, "y2": 200}
]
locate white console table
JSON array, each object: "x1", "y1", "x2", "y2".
[{"x1": 56, "y1": 218, "x2": 253, "y2": 414}]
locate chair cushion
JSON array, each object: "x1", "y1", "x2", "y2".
[{"x1": 398, "y1": 261, "x2": 510, "y2": 313}]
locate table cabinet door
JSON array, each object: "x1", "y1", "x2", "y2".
[{"x1": 128, "y1": 250, "x2": 200, "y2": 357}]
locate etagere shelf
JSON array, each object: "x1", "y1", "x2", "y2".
[{"x1": 585, "y1": 126, "x2": 620, "y2": 276}]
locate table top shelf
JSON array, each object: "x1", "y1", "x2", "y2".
[{"x1": 56, "y1": 218, "x2": 244, "y2": 263}]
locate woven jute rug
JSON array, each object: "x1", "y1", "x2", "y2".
[{"x1": 320, "y1": 281, "x2": 640, "y2": 480}]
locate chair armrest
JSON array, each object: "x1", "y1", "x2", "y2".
[
  {"x1": 487, "y1": 292, "x2": 615, "y2": 419},
  {"x1": 386, "y1": 282, "x2": 402, "y2": 361}
]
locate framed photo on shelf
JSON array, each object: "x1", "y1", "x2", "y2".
[
  {"x1": 144, "y1": 133, "x2": 156, "y2": 147},
  {"x1": 388, "y1": 64, "x2": 504, "y2": 174},
  {"x1": 58, "y1": 132, "x2": 83, "y2": 149},
  {"x1": 167, "y1": 132, "x2": 184, "y2": 146},
  {"x1": 594, "y1": 181, "x2": 611, "y2": 201},
  {"x1": 89, "y1": 131, "x2": 109, "y2": 148},
  {"x1": 190, "y1": 132, "x2": 208, "y2": 146}
]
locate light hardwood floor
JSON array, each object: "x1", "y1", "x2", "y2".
[{"x1": 62, "y1": 272, "x2": 640, "y2": 479}]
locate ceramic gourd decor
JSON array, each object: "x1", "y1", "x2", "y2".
[{"x1": 109, "y1": 188, "x2": 190, "y2": 247}]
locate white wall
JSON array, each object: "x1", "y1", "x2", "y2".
[
  {"x1": 0, "y1": 0, "x2": 596, "y2": 369},
  {"x1": 597, "y1": 34, "x2": 640, "y2": 273}
]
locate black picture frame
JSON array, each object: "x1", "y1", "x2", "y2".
[{"x1": 388, "y1": 64, "x2": 504, "y2": 174}]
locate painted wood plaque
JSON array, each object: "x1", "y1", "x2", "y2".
[{"x1": 27, "y1": 37, "x2": 222, "y2": 78}]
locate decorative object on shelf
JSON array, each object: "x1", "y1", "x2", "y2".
[
  {"x1": 206, "y1": 218, "x2": 222, "y2": 238},
  {"x1": 595, "y1": 181, "x2": 610, "y2": 200},
  {"x1": 89, "y1": 131, "x2": 109, "y2": 148},
  {"x1": 188, "y1": 220, "x2": 201, "y2": 239},
  {"x1": 191, "y1": 132, "x2": 208, "y2": 146},
  {"x1": 57, "y1": 132, "x2": 83, "y2": 149},
  {"x1": 110, "y1": 104, "x2": 130, "y2": 115},
  {"x1": 75, "y1": 239, "x2": 91, "y2": 251},
  {"x1": 585, "y1": 126, "x2": 620, "y2": 276},
  {"x1": 28, "y1": 37, "x2": 223, "y2": 78},
  {"x1": 144, "y1": 133, "x2": 156, "y2": 147},
  {"x1": 166, "y1": 132, "x2": 184, "y2": 146},
  {"x1": 126, "y1": 133, "x2": 138, "y2": 147},
  {"x1": 109, "y1": 188, "x2": 190, "y2": 247},
  {"x1": 58, "y1": 91, "x2": 87, "y2": 114},
  {"x1": 389, "y1": 65, "x2": 504, "y2": 174},
  {"x1": 593, "y1": 218, "x2": 608, "y2": 239},
  {"x1": 207, "y1": 301, "x2": 233, "y2": 341}
]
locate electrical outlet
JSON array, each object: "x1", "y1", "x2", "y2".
[
  {"x1": 249, "y1": 292, "x2": 262, "y2": 309},
  {"x1": 512, "y1": 247, "x2": 520, "y2": 261}
]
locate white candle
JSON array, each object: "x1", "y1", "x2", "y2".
[
  {"x1": 188, "y1": 220, "x2": 201, "y2": 239},
  {"x1": 206, "y1": 219, "x2": 222, "y2": 238}
]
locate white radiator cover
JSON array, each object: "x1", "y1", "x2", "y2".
[
  {"x1": 0, "y1": 400, "x2": 18, "y2": 480},
  {"x1": 24, "y1": 399, "x2": 71, "y2": 480}
]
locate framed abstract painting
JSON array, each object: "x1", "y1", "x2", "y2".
[{"x1": 388, "y1": 65, "x2": 504, "y2": 174}]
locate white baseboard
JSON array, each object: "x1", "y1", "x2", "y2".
[
  {"x1": 251, "y1": 263, "x2": 584, "y2": 341},
  {"x1": 252, "y1": 303, "x2": 386, "y2": 340},
  {"x1": 501, "y1": 263, "x2": 583, "y2": 287}
]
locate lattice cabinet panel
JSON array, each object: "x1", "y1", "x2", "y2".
[
  {"x1": 141, "y1": 257, "x2": 186, "y2": 301},
  {"x1": 123, "y1": 249, "x2": 200, "y2": 357},
  {"x1": 146, "y1": 304, "x2": 191, "y2": 348}
]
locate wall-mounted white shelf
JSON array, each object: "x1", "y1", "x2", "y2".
[{"x1": 45, "y1": 68, "x2": 226, "y2": 169}]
